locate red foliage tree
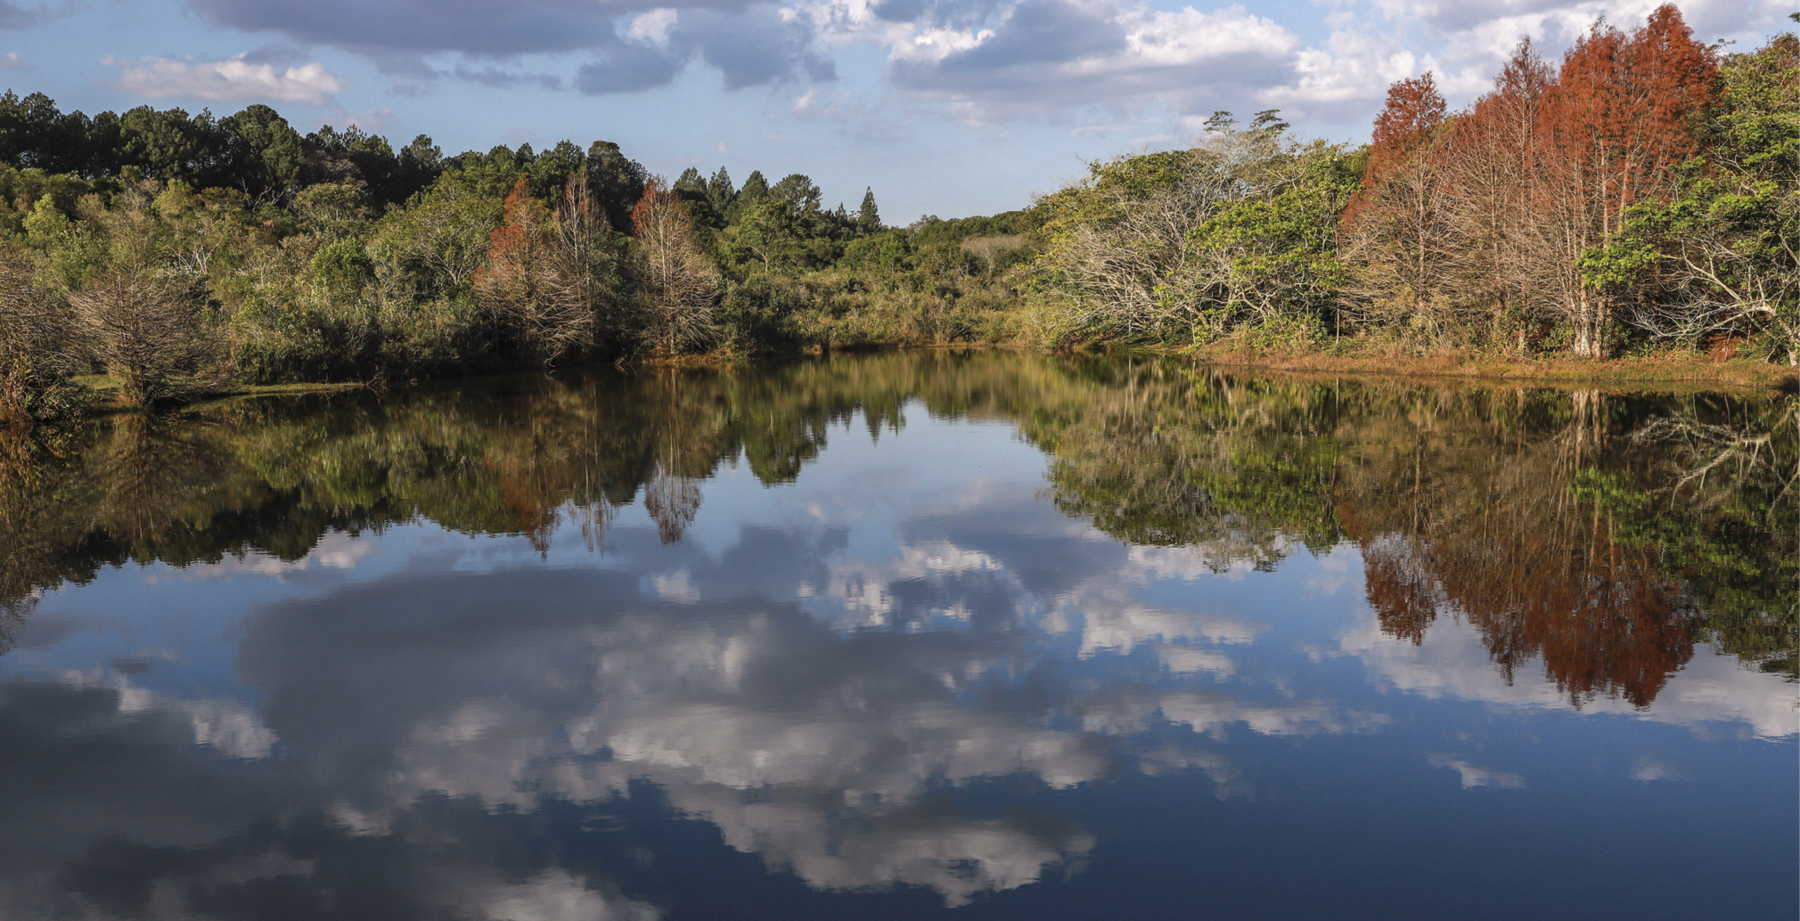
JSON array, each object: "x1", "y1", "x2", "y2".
[
  {"x1": 1351, "y1": 7, "x2": 1721, "y2": 356},
  {"x1": 1530, "y1": 5, "x2": 1718, "y2": 356},
  {"x1": 475, "y1": 178, "x2": 554, "y2": 327},
  {"x1": 1341, "y1": 73, "x2": 1460, "y2": 339},
  {"x1": 1442, "y1": 39, "x2": 1553, "y2": 338}
]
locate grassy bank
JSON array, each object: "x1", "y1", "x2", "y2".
[
  {"x1": 1181, "y1": 347, "x2": 1799, "y2": 391},
  {"x1": 71, "y1": 375, "x2": 365, "y2": 412}
]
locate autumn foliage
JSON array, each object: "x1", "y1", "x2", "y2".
[{"x1": 1344, "y1": 5, "x2": 1733, "y2": 357}]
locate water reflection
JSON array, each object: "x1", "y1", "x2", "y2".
[{"x1": 0, "y1": 352, "x2": 1793, "y2": 919}]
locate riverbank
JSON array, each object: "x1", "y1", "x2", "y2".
[
  {"x1": 1183, "y1": 347, "x2": 1799, "y2": 392},
  {"x1": 71, "y1": 375, "x2": 365, "y2": 412},
  {"x1": 59, "y1": 345, "x2": 1798, "y2": 417}
]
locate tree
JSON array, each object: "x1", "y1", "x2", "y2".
[
  {"x1": 858, "y1": 187, "x2": 881, "y2": 235},
  {"x1": 0, "y1": 244, "x2": 81, "y2": 423},
  {"x1": 219, "y1": 104, "x2": 307, "y2": 199},
  {"x1": 1527, "y1": 5, "x2": 1718, "y2": 356},
  {"x1": 1341, "y1": 73, "x2": 1464, "y2": 344},
  {"x1": 548, "y1": 167, "x2": 624, "y2": 351},
  {"x1": 724, "y1": 195, "x2": 799, "y2": 271},
  {"x1": 730, "y1": 169, "x2": 771, "y2": 223},
  {"x1": 1589, "y1": 32, "x2": 1799, "y2": 362},
  {"x1": 706, "y1": 167, "x2": 736, "y2": 219},
  {"x1": 1441, "y1": 39, "x2": 1554, "y2": 348},
  {"x1": 369, "y1": 171, "x2": 503, "y2": 299},
  {"x1": 70, "y1": 269, "x2": 214, "y2": 405},
  {"x1": 586, "y1": 140, "x2": 647, "y2": 230},
  {"x1": 632, "y1": 176, "x2": 719, "y2": 355},
  {"x1": 476, "y1": 178, "x2": 563, "y2": 360},
  {"x1": 1035, "y1": 115, "x2": 1351, "y2": 343}
]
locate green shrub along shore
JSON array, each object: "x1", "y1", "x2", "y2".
[{"x1": 0, "y1": 6, "x2": 1793, "y2": 424}]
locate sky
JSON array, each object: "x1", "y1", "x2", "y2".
[{"x1": 0, "y1": 0, "x2": 1791, "y2": 219}]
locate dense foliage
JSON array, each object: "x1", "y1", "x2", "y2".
[
  {"x1": 1037, "y1": 9, "x2": 1795, "y2": 360},
  {"x1": 0, "y1": 90, "x2": 1033, "y2": 420}
]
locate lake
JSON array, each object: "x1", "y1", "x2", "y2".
[{"x1": 0, "y1": 351, "x2": 1793, "y2": 920}]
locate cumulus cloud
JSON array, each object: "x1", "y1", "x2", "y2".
[
  {"x1": 108, "y1": 53, "x2": 347, "y2": 106},
  {"x1": 167, "y1": 0, "x2": 1790, "y2": 128},
  {"x1": 183, "y1": 0, "x2": 618, "y2": 58},
  {"x1": 575, "y1": 5, "x2": 837, "y2": 95},
  {"x1": 1340, "y1": 598, "x2": 1800, "y2": 740},
  {"x1": 797, "y1": 0, "x2": 1791, "y2": 125}
]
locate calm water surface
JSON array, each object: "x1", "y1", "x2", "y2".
[{"x1": 1, "y1": 352, "x2": 1794, "y2": 920}]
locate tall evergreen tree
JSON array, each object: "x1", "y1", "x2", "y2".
[
  {"x1": 706, "y1": 167, "x2": 735, "y2": 216},
  {"x1": 857, "y1": 187, "x2": 881, "y2": 234}
]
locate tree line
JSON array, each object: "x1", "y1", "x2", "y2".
[
  {"x1": 1038, "y1": 8, "x2": 1795, "y2": 363},
  {"x1": 0, "y1": 84, "x2": 1035, "y2": 421},
  {"x1": 0, "y1": 4, "x2": 1792, "y2": 423}
]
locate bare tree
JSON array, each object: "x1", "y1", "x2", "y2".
[
  {"x1": 632, "y1": 176, "x2": 720, "y2": 356},
  {"x1": 1628, "y1": 204, "x2": 1800, "y2": 363},
  {"x1": 545, "y1": 169, "x2": 622, "y2": 354},
  {"x1": 1340, "y1": 74, "x2": 1472, "y2": 346},
  {"x1": 69, "y1": 270, "x2": 215, "y2": 405},
  {"x1": 0, "y1": 247, "x2": 81, "y2": 423},
  {"x1": 1440, "y1": 40, "x2": 1553, "y2": 349}
]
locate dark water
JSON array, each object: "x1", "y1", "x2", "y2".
[{"x1": 1, "y1": 352, "x2": 1794, "y2": 920}]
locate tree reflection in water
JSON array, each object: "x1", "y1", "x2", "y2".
[
  {"x1": 0, "y1": 352, "x2": 1792, "y2": 696},
  {"x1": 0, "y1": 352, "x2": 1793, "y2": 919}
]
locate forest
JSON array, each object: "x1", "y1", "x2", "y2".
[{"x1": 0, "y1": 5, "x2": 1793, "y2": 422}]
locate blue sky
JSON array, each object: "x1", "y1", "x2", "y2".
[{"x1": 1, "y1": 0, "x2": 1790, "y2": 218}]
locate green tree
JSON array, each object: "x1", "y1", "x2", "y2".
[
  {"x1": 857, "y1": 187, "x2": 881, "y2": 235},
  {"x1": 1586, "y1": 32, "x2": 1799, "y2": 362},
  {"x1": 219, "y1": 104, "x2": 307, "y2": 199}
]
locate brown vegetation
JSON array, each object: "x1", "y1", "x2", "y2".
[{"x1": 68, "y1": 269, "x2": 215, "y2": 405}]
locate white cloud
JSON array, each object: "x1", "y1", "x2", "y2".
[
  {"x1": 627, "y1": 8, "x2": 679, "y2": 45},
  {"x1": 1629, "y1": 756, "x2": 1681, "y2": 782},
  {"x1": 788, "y1": 0, "x2": 1792, "y2": 128},
  {"x1": 479, "y1": 869, "x2": 660, "y2": 921},
  {"x1": 109, "y1": 54, "x2": 346, "y2": 106},
  {"x1": 1427, "y1": 753, "x2": 1526, "y2": 789},
  {"x1": 180, "y1": 530, "x2": 375, "y2": 581},
  {"x1": 1341, "y1": 604, "x2": 1800, "y2": 740}
]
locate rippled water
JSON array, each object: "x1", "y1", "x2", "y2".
[{"x1": 1, "y1": 352, "x2": 1794, "y2": 920}]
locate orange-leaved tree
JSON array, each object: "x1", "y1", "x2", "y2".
[
  {"x1": 1442, "y1": 39, "x2": 1554, "y2": 347},
  {"x1": 1529, "y1": 4, "x2": 1717, "y2": 356},
  {"x1": 1341, "y1": 72, "x2": 1462, "y2": 344}
]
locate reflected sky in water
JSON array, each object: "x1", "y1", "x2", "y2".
[{"x1": 0, "y1": 354, "x2": 1793, "y2": 920}]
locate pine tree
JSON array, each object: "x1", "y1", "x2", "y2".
[
  {"x1": 857, "y1": 187, "x2": 881, "y2": 235},
  {"x1": 706, "y1": 167, "x2": 735, "y2": 217}
]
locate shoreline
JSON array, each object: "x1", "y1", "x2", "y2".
[
  {"x1": 60, "y1": 347, "x2": 1799, "y2": 415},
  {"x1": 1174, "y1": 347, "x2": 1799, "y2": 392}
]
